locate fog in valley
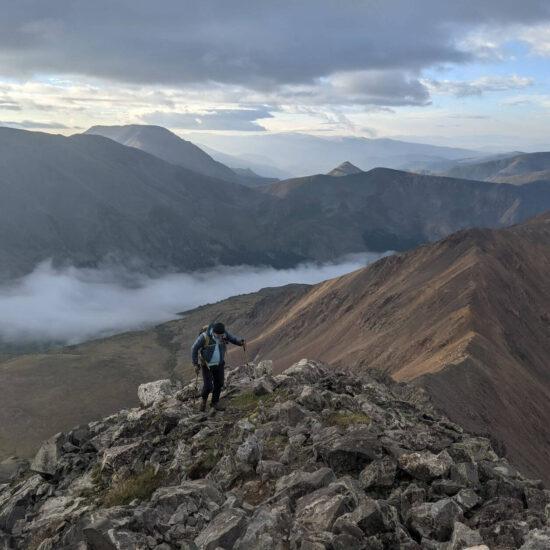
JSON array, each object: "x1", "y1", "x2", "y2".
[{"x1": 0, "y1": 252, "x2": 391, "y2": 346}]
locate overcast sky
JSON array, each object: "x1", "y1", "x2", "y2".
[{"x1": 1, "y1": 1, "x2": 549, "y2": 150}]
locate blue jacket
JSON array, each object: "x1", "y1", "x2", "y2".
[{"x1": 191, "y1": 326, "x2": 243, "y2": 366}]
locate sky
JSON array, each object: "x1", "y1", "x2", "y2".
[{"x1": 0, "y1": 1, "x2": 549, "y2": 151}]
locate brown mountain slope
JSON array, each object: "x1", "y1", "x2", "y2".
[{"x1": 233, "y1": 213, "x2": 550, "y2": 482}]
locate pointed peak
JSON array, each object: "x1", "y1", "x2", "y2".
[{"x1": 327, "y1": 161, "x2": 363, "y2": 177}]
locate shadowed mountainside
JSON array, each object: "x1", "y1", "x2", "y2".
[{"x1": 438, "y1": 152, "x2": 550, "y2": 185}]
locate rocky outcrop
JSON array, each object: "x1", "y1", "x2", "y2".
[{"x1": 0, "y1": 359, "x2": 548, "y2": 549}]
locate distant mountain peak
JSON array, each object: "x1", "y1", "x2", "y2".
[{"x1": 327, "y1": 161, "x2": 363, "y2": 177}]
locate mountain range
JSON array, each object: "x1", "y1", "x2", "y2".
[
  {"x1": 187, "y1": 131, "x2": 482, "y2": 177},
  {"x1": 1, "y1": 214, "x2": 549, "y2": 485},
  {"x1": 3, "y1": 125, "x2": 550, "y2": 281},
  {"x1": 85, "y1": 124, "x2": 276, "y2": 187},
  {"x1": 436, "y1": 152, "x2": 550, "y2": 185}
]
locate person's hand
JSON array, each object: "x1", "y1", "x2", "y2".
[{"x1": 194, "y1": 364, "x2": 200, "y2": 374}]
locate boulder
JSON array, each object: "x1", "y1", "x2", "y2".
[
  {"x1": 194, "y1": 508, "x2": 247, "y2": 550},
  {"x1": 30, "y1": 433, "x2": 64, "y2": 477},
  {"x1": 137, "y1": 379, "x2": 180, "y2": 407},
  {"x1": 315, "y1": 432, "x2": 382, "y2": 475},
  {"x1": 269, "y1": 401, "x2": 308, "y2": 427},
  {"x1": 274, "y1": 468, "x2": 335, "y2": 502},
  {"x1": 284, "y1": 359, "x2": 328, "y2": 384},
  {"x1": 256, "y1": 460, "x2": 286, "y2": 482},
  {"x1": 298, "y1": 385, "x2": 327, "y2": 412},
  {"x1": 254, "y1": 360, "x2": 273, "y2": 378},
  {"x1": 454, "y1": 488, "x2": 481, "y2": 511},
  {"x1": 0, "y1": 475, "x2": 43, "y2": 531},
  {"x1": 295, "y1": 486, "x2": 353, "y2": 531},
  {"x1": 236, "y1": 435, "x2": 262, "y2": 469},
  {"x1": 100, "y1": 441, "x2": 148, "y2": 472},
  {"x1": 448, "y1": 521, "x2": 483, "y2": 549},
  {"x1": 407, "y1": 498, "x2": 463, "y2": 541},
  {"x1": 360, "y1": 456, "x2": 396, "y2": 489},
  {"x1": 398, "y1": 450, "x2": 453, "y2": 481},
  {"x1": 520, "y1": 527, "x2": 550, "y2": 549},
  {"x1": 450, "y1": 462, "x2": 480, "y2": 488},
  {"x1": 449, "y1": 438, "x2": 497, "y2": 463},
  {"x1": 252, "y1": 376, "x2": 274, "y2": 396},
  {"x1": 234, "y1": 499, "x2": 291, "y2": 549}
]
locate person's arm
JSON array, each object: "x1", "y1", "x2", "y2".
[
  {"x1": 225, "y1": 331, "x2": 244, "y2": 346},
  {"x1": 191, "y1": 334, "x2": 205, "y2": 365}
]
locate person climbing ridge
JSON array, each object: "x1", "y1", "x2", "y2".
[{"x1": 191, "y1": 322, "x2": 245, "y2": 412}]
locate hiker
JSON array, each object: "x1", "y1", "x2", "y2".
[{"x1": 191, "y1": 322, "x2": 245, "y2": 412}]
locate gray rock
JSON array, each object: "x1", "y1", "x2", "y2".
[
  {"x1": 100, "y1": 441, "x2": 147, "y2": 471},
  {"x1": 30, "y1": 433, "x2": 64, "y2": 477},
  {"x1": 449, "y1": 438, "x2": 497, "y2": 463},
  {"x1": 253, "y1": 377, "x2": 274, "y2": 396},
  {"x1": 454, "y1": 488, "x2": 481, "y2": 511},
  {"x1": 0, "y1": 475, "x2": 43, "y2": 531},
  {"x1": 256, "y1": 460, "x2": 286, "y2": 482},
  {"x1": 398, "y1": 450, "x2": 453, "y2": 481},
  {"x1": 269, "y1": 401, "x2": 308, "y2": 427},
  {"x1": 254, "y1": 360, "x2": 273, "y2": 378},
  {"x1": 274, "y1": 468, "x2": 335, "y2": 502},
  {"x1": 137, "y1": 379, "x2": 180, "y2": 407},
  {"x1": 448, "y1": 521, "x2": 483, "y2": 549},
  {"x1": 520, "y1": 527, "x2": 550, "y2": 549},
  {"x1": 400, "y1": 483, "x2": 427, "y2": 520},
  {"x1": 234, "y1": 499, "x2": 291, "y2": 549},
  {"x1": 283, "y1": 359, "x2": 328, "y2": 384},
  {"x1": 450, "y1": 462, "x2": 480, "y2": 488},
  {"x1": 315, "y1": 431, "x2": 383, "y2": 475},
  {"x1": 194, "y1": 508, "x2": 247, "y2": 550},
  {"x1": 360, "y1": 456, "x2": 396, "y2": 489},
  {"x1": 236, "y1": 435, "x2": 262, "y2": 469},
  {"x1": 347, "y1": 497, "x2": 398, "y2": 536},
  {"x1": 298, "y1": 385, "x2": 326, "y2": 412},
  {"x1": 295, "y1": 486, "x2": 353, "y2": 531},
  {"x1": 408, "y1": 498, "x2": 463, "y2": 541}
]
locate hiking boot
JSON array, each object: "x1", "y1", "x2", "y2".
[
  {"x1": 211, "y1": 401, "x2": 226, "y2": 412},
  {"x1": 199, "y1": 399, "x2": 207, "y2": 412}
]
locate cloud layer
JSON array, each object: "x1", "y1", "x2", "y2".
[
  {"x1": 1, "y1": 2, "x2": 549, "y2": 105},
  {"x1": 0, "y1": 253, "x2": 389, "y2": 346}
]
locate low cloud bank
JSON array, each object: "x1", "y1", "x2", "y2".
[{"x1": 0, "y1": 252, "x2": 391, "y2": 346}]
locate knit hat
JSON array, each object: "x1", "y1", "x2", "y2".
[{"x1": 212, "y1": 322, "x2": 225, "y2": 335}]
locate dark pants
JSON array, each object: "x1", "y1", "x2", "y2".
[{"x1": 201, "y1": 361, "x2": 225, "y2": 403}]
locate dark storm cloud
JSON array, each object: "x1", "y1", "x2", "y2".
[
  {"x1": 1, "y1": 1, "x2": 549, "y2": 88},
  {"x1": 141, "y1": 108, "x2": 273, "y2": 131}
]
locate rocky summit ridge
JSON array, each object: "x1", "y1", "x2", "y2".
[{"x1": 1, "y1": 359, "x2": 549, "y2": 550}]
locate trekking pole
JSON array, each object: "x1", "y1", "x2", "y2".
[
  {"x1": 194, "y1": 369, "x2": 199, "y2": 404},
  {"x1": 242, "y1": 341, "x2": 249, "y2": 366}
]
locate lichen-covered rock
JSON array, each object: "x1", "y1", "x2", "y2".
[
  {"x1": 137, "y1": 379, "x2": 180, "y2": 407},
  {"x1": 520, "y1": 527, "x2": 550, "y2": 549},
  {"x1": 407, "y1": 498, "x2": 463, "y2": 541},
  {"x1": 194, "y1": 508, "x2": 247, "y2": 550},
  {"x1": 448, "y1": 521, "x2": 483, "y2": 549},
  {"x1": 360, "y1": 456, "x2": 396, "y2": 489},
  {"x1": 398, "y1": 450, "x2": 453, "y2": 481},
  {"x1": 295, "y1": 486, "x2": 353, "y2": 531}
]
